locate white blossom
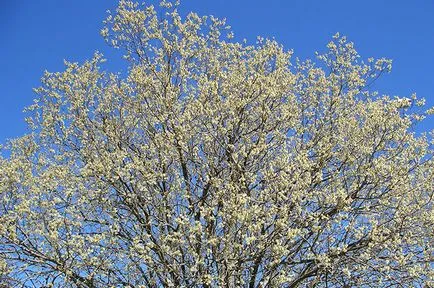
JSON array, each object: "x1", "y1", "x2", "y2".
[{"x1": 0, "y1": 1, "x2": 433, "y2": 287}]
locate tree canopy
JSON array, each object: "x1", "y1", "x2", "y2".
[{"x1": 1, "y1": 1, "x2": 433, "y2": 287}]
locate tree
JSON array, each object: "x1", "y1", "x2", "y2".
[{"x1": 1, "y1": 1, "x2": 433, "y2": 287}]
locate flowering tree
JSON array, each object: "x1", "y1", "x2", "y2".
[{"x1": 1, "y1": 1, "x2": 433, "y2": 287}]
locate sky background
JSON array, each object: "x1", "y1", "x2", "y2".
[{"x1": 1, "y1": 0, "x2": 433, "y2": 144}]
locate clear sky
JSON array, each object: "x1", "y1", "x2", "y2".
[{"x1": 1, "y1": 0, "x2": 433, "y2": 144}]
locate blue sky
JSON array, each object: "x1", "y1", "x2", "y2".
[{"x1": 1, "y1": 0, "x2": 433, "y2": 144}]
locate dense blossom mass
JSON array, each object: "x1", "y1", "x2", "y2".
[{"x1": 1, "y1": 1, "x2": 433, "y2": 287}]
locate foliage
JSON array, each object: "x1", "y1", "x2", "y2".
[{"x1": 1, "y1": 1, "x2": 433, "y2": 287}]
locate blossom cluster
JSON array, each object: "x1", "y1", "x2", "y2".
[{"x1": 1, "y1": 1, "x2": 433, "y2": 287}]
